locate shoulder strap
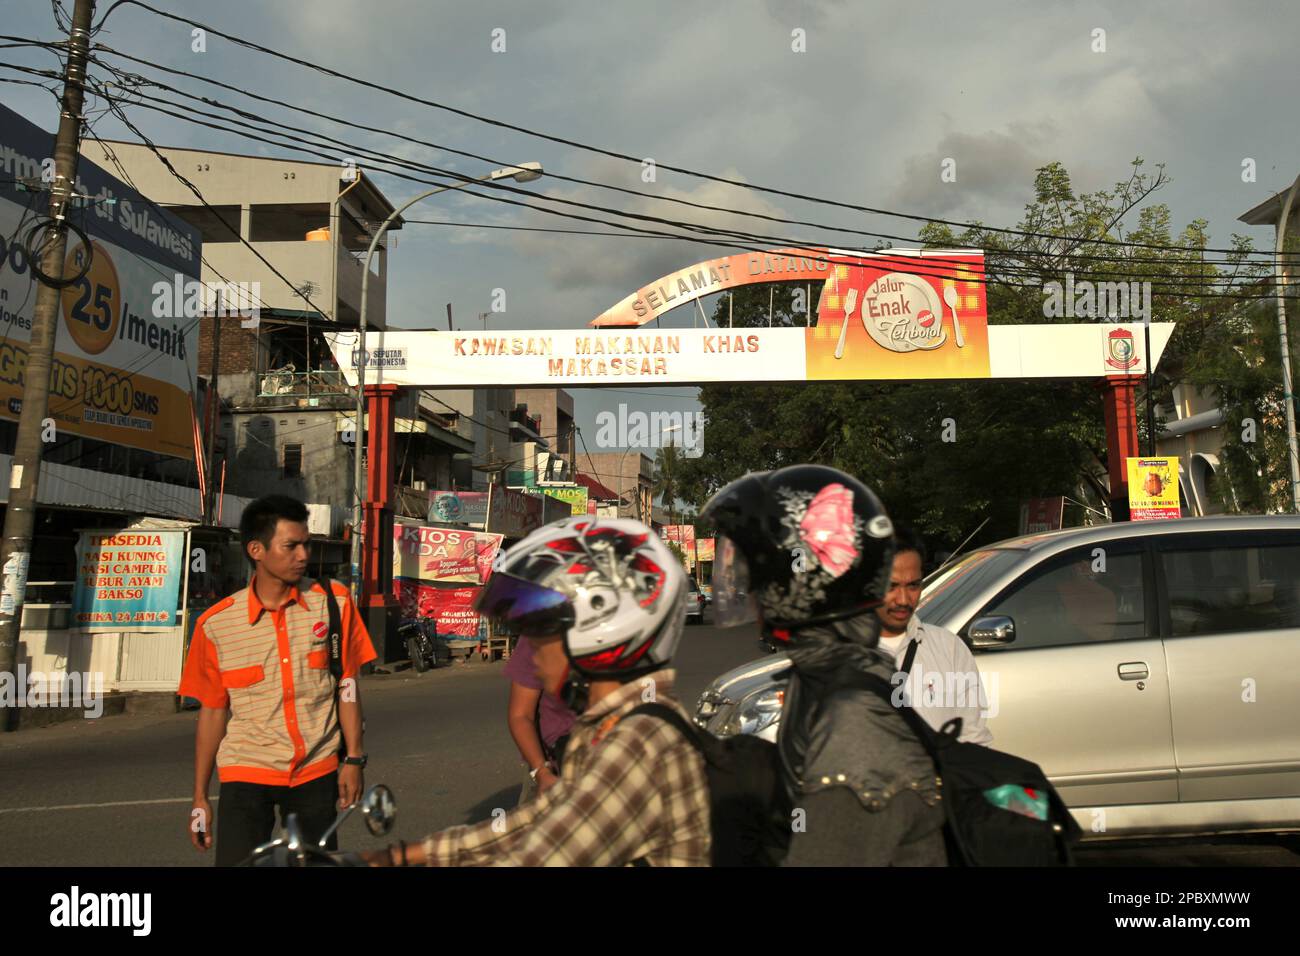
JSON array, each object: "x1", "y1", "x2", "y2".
[
  {"x1": 321, "y1": 579, "x2": 343, "y2": 686},
  {"x1": 899, "y1": 637, "x2": 920, "y2": 678},
  {"x1": 626, "y1": 702, "x2": 704, "y2": 751}
]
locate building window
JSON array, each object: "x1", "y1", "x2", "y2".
[{"x1": 283, "y1": 443, "x2": 303, "y2": 478}]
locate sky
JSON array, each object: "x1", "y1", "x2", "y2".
[{"x1": 3, "y1": 0, "x2": 1297, "y2": 463}]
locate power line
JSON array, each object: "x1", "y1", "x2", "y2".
[
  {"x1": 90, "y1": 2, "x2": 1296, "y2": 259},
  {"x1": 13, "y1": 46, "x2": 1278, "y2": 300},
  {"x1": 86, "y1": 44, "x2": 1289, "y2": 274},
  {"x1": 78, "y1": 76, "x2": 1291, "y2": 299},
  {"x1": 77, "y1": 56, "x2": 1291, "y2": 289}
]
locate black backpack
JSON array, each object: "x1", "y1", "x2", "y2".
[
  {"x1": 626, "y1": 703, "x2": 791, "y2": 867},
  {"x1": 853, "y1": 672, "x2": 1082, "y2": 866}
]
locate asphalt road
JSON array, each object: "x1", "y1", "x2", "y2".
[{"x1": 0, "y1": 621, "x2": 1295, "y2": 866}]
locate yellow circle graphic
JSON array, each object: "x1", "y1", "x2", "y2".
[{"x1": 60, "y1": 240, "x2": 122, "y2": 355}]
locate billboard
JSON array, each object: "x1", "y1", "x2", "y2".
[
  {"x1": 1127, "y1": 457, "x2": 1181, "y2": 521},
  {"x1": 72, "y1": 529, "x2": 186, "y2": 630},
  {"x1": 427, "y1": 490, "x2": 489, "y2": 525},
  {"x1": 329, "y1": 322, "x2": 1173, "y2": 388},
  {"x1": 392, "y1": 521, "x2": 503, "y2": 584},
  {"x1": 0, "y1": 104, "x2": 202, "y2": 459},
  {"x1": 538, "y1": 484, "x2": 589, "y2": 516}
]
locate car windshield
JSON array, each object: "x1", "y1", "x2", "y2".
[{"x1": 916, "y1": 548, "x2": 1022, "y2": 626}]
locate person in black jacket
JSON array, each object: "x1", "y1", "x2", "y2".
[{"x1": 703, "y1": 465, "x2": 947, "y2": 866}]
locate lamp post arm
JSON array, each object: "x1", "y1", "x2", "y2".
[{"x1": 350, "y1": 177, "x2": 490, "y2": 604}]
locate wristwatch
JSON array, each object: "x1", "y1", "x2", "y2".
[
  {"x1": 529, "y1": 763, "x2": 547, "y2": 781},
  {"x1": 342, "y1": 754, "x2": 368, "y2": 768}
]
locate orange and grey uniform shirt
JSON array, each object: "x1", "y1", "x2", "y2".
[{"x1": 179, "y1": 578, "x2": 376, "y2": 787}]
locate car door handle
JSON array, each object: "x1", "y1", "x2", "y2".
[{"x1": 1118, "y1": 662, "x2": 1149, "y2": 681}]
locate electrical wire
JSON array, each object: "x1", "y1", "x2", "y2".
[
  {"x1": 81, "y1": 81, "x2": 1289, "y2": 299},
  {"x1": 11, "y1": 51, "x2": 1287, "y2": 301},
  {"x1": 89, "y1": 2, "x2": 1297, "y2": 260},
  {"x1": 80, "y1": 58, "x2": 1286, "y2": 289},
  {"x1": 87, "y1": 42, "x2": 1296, "y2": 276}
]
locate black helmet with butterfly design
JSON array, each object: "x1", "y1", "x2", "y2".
[{"x1": 702, "y1": 465, "x2": 896, "y2": 638}]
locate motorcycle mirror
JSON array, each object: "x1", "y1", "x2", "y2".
[{"x1": 361, "y1": 784, "x2": 397, "y2": 836}]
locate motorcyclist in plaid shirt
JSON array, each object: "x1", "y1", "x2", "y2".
[{"x1": 364, "y1": 516, "x2": 710, "y2": 867}]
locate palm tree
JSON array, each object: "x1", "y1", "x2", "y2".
[{"x1": 652, "y1": 445, "x2": 682, "y2": 529}]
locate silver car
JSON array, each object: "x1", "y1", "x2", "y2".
[{"x1": 695, "y1": 516, "x2": 1300, "y2": 839}]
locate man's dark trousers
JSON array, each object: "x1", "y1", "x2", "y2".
[{"x1": 214, "y1": 772, "x2": 340, "y2": 866}]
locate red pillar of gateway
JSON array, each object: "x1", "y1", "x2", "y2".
[
  {"x1": 1100, "y1": 375, "x2": 1142, "y2": 521},
  {"x1": 362, "y1": 384, "x2": 401, "y2": 661}
]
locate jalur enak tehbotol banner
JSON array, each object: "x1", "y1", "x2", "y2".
[{"x1": 0, "y1": 104, "x2": 201, "y2": 460}]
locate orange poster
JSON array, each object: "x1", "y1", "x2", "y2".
[{"x1": 805, "y1": 252, "x2": 990, "y2": 380}]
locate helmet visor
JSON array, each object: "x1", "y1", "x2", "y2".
[
  {"x1": 473, "y1": 572, "x2": 573, "y2": 637},
  {"x1": 711, "y1": 535, "x2": 759, "y2": 628}
]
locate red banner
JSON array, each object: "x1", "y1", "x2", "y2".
[
  {"x1": 394, "y1": 580, "x2": 483, "y2": 637},
  {"x1": 393, "y1": 521, "x2": 503, "y2": 584}
]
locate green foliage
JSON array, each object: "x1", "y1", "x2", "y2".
[{"x1": 680, "y1": 158, "x2": 1291, "y2": 549}]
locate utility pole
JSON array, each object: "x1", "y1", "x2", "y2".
[
  {"x1": 203, "y1": 295, "x2": 223, "y2": 524},
  {"x1": 0, "y1": 0, "x2": 95, "y2": 730}
]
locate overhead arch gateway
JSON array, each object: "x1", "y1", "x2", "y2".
[
  {"x1": 329, "y1": 248, "x2": 1171, "y2": 387},
  {"x1": 328, "y1": 247, "x2": 1168, "y2": 638}
]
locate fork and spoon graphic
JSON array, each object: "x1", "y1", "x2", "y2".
[{"x1": 834, "y1": 283, "x2": 965, "y2": 358}]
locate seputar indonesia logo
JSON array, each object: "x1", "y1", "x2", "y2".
[{"x1": 1105, "y1": 327, "x2": 1140, "y2": 370}]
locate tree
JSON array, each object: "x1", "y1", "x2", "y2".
[
  {"x1": 652, "y1": 444, "x2": 683, "y2": 528},
  {"x1": 678, "y1": 158, "x2": 1283, "y2": 550}
]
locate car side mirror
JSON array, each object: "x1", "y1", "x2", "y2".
[{"x1": 969, "y1": 615, "x2": 1016, "y2": 648}]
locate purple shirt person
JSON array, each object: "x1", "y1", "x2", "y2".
[{"x1": 504, "y1": 636, "x2": 577, "y2": 797}]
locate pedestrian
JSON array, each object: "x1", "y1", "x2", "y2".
[
  {"x1": 504, "y1": 634, "x2": 577, "y2": 802},
  {"x1": 703, "y1": 465, "x2": 947, "y2": 866},
  {"x1": 362, "y1": 516, "x2": 710, "y2": 866},
  {"x1": 878, "y1": 525, "x2": 992, "y2": 745},
  {"x1": 180, "y1": 494, "x2": 377, "y2": 866}
]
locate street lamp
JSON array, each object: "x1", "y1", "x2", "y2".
[
  {"x1": 620, "y1": 423, "x2": 681, "y2": 522},
  {"x1": 349, "y1": 162, "x2": 544, "y2": 602}
]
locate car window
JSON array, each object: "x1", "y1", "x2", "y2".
[
  {"x1": 917, "y1": 548, "x2": 1022, "y2": 625},
  {"x1": 1161, "y1": 538, "x2": 1300, "y2": 637},
  {"x1": 976, "y1": 546, "x2": 1147, "y2": 649}
]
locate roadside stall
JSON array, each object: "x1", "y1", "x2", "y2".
[{"x1": 392, "y1": 517, "x2": 504, "y2": 663}]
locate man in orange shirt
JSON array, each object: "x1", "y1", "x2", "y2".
[{"x1": 179, "y1": 495, "x2": 377, "y2": 866}]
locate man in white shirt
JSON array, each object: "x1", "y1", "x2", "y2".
[{"x1": 876, "y1": 529, "x2": 993, "y2": 745}]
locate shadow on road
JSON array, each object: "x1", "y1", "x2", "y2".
[{"x1": 463, "y1": 785, "x2": 524, "y2": 825}]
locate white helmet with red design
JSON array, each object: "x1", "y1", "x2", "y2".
[{"x1": 474, "y1": 516, "x2": 687, "y2": 680}]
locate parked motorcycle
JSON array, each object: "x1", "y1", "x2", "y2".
[
  {"x1": 398, "y1": 617, "x2": 440, "y2": 673},
  {"x1": 240, "y1": 784, "x2": 397, "y2": 867}
]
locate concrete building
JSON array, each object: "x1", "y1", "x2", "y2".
[
  {"x1": 579, "y1": 451, "x2": 654, "y2": 521},
  {"x1": 513, "y1": 388, "x2": 576, "y2": 484},
  {"x1": 1155, "y1": 384, "x2": 1228, "y2": 515},
  {"x1": 81, "y1": 143, "x2": 481, "y2": 578}
]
